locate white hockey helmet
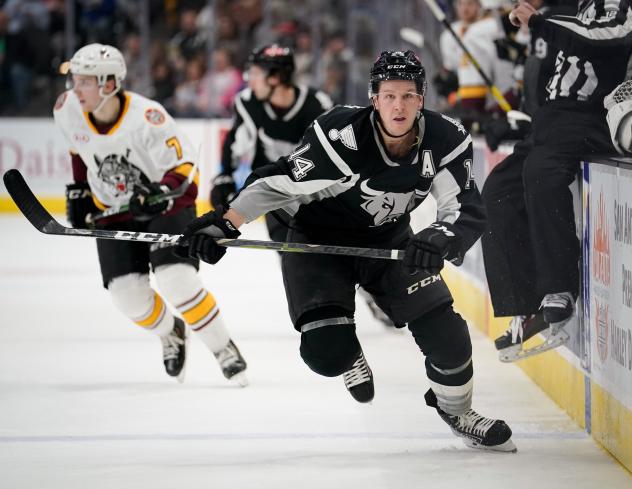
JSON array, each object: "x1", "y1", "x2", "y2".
[
  {"x1": 604, "y1": 80, "x2": 632, "y2": 155},
  {"x1": 479, "y1": 0, "x2": 512, "y2": 11},
  {"x1": 69, "y1": 43, "x2": 127, "y2": 88}
]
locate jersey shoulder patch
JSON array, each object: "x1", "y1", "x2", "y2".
[
  {"x1": 327, "y1": 124, "x2": 358, "y2": 151},
  {"x1": 144, "y1": 107, "x2": 166, "y2": 125},
  {"x1": 54, "y1": 91, "x2": 68, "y2": 111}
]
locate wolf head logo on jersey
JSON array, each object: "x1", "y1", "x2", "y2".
[
  {"x1": 360, "y1": 179, "x2": 414, "y2": 226},
  {"x1": 95, "y1": 150, "x2": 142, "y2": 196}
]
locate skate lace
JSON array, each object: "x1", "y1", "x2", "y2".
[
  {"x1": 343, "y1": 353, "x2": 371, "y2": 389},
  {"x1": 161, "y1": 332, "x2": 184, "y2": 361},
  {"x1": 454, "y1": 409, "x2": 497, "y2": 437},
  {"x1": 510, "y1": 316, "x2": 526, "y2": 343},
  {"x1": 216, "y1": 343, "x2": 239, "y2": 369}
]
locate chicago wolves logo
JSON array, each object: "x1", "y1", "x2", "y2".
[
  {"x1": 328, "y1": 125, "x2": 357, "y2": 150},
  {"x1": 95, "y1": 150, "x2": 142, "y2": 196},
  {"x1": 360, "y1": 179, "x2": 414, "y2": 226}
]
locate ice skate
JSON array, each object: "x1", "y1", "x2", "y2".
[
  {"x1": 343, "y1": 350, "x2": 374, "y2": 403},
  {"x1": 161, "y1": 317, "x2": 187, "y2": 382},
  {"x1": 500, "y1": 292, "x2": 574, "y2": 361},
  {"x1": 541, "y1": 292, "x2": 575, "y2": 325},
  {"x1": 496, "y1": 313, "x2": 549, "y2": 362},
  {"x1": 425, "y1": 389, "x2": 517, "y2": 452},
  {"x1": 496, "y1": 291, "x2": 575, "y2": 362},
  {"x1": 214, "y1": 340, "x2": 248, "y2": 387}
]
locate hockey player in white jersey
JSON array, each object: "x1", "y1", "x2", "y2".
[
  {"x1": 438, "y1": 0, "x2": 516, "y2": 127},
  {"x1": 54, "y1": 43, "x2": 247, "y2": 385},
  {"x1": 180, "y1": 50, "x2": 517, "y2": 452}
]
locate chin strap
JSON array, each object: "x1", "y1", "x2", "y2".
[{"x1": 93, "y1": 83, "x2": 122, "y2": 115}]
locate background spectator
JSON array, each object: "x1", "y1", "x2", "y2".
[{"x1": 198, "y1": 47, "x2": 243, "y2": 117}]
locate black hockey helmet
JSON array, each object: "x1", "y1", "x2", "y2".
[
  {"x1": 247, "y1": 44, "x2": 295, "y2": 84},
  {"x1": 368, "y1": 50, "x2": 426, "y2": 98}
]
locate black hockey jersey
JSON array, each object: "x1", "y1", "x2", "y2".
[
  {"x1": 522, "y1": 4, "x2": 577, "y2": 116},
  {"x1": 230, "y1": 105, "x2": 486, "y2": 260},
  {"x1": 529, "y1": 0, "x2": 632, "y2": 106},
  {"x1": 220, "y1": 85, "x2": 333, "y2": 176}
]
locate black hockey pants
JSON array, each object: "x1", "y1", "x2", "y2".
[{"x1": 481, "y1": 102, "x2": 614, "y2": 316}]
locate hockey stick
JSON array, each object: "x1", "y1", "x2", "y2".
[
  {"x1": 85, "y1": 159, "x2": 200, "y2": 225},
  {"x1": 3, "y1": 169, "x2": 405, "y2": 260},
  {"x1": 422, "y1": 0, "x2": 513, "y2": 113}
]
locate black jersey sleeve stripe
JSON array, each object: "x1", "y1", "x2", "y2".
[
  {"x1": 220, "y1": 92, "x2": 258, "y2": 173},
  {"x1": 439, "y1": 135, "x2": 472, "y2": 168},
  {"x1": 233, "y1": 93, "x2": 258, "y2": 138}
]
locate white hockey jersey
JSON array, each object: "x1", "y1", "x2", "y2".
[
  {"x1": 440, "y1": 17, "x2": 514, "y2": 104},
  {"x1": 53, "y1": 90, "x2": 197, "y2": 207}
]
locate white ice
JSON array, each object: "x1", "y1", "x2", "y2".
[{"x1": 0, "y1": 215, "x2": 630, "y2": 489}]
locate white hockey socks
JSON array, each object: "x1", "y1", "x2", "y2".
[{"x1": 108, "y1": 273, "x2": 174, "y2": 337}]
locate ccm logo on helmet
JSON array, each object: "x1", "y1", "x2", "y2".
[
  {"x1": 407, "y1": 274, "x2": 442, "y2": 294},
  {"x1": 387, "y1": 65, "x2": 406, "y2": 69}
]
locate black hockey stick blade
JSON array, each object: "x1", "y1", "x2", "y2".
[
  {"x1": 3, "y1": 168, "x2": 184, "y2": 244},
  {"x1": 3, "y1": 168, "x2": 67, "y2": 235},
  {"x1": 3, "y1": 169, "x2": 405, "y2": 259}
]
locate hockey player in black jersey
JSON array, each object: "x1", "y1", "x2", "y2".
[
  {"x1": 210, "y1": 44, "x2": 333, "y2": 242},
  {"x1": 181, "y1": 50, "x2": 516, "y2": 452},
  {"x1": 213, "y1": 43, "x2": 393, "y2": 327},
  {"x1": 481, "y1": 0, "x2": 632, "y2": 361}
]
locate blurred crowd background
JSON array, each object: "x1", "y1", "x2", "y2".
[{"x1": 0, "y1": 0, "x2": 577, "y2": 136}]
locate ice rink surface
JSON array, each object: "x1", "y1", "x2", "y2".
[{"x1": 1, "y1": 214, "x2": 630, "y2": 489}]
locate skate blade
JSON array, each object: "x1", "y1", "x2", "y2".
[
  {"x1": 229, "y1": 371, "x2": 249, "y2": 387},
  {"x1": 498, "y1": 329, "x2": 570, "y2": 363},
  {"x1": 463, "y1": 437, "x2": 518, "y2": 453}
]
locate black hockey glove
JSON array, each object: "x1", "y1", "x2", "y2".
[
  {"x1": 483, "y1": 116, "x2": 532, "y2": 151},
  {"x1": 210, "y1": 173, "x2": 237, "y2": 209},
  {"x1": 177, "y1": 208, "x2": 241, "y2": 264},
  {"x1": 432, "y1": 69, "x2": 459, "y2": 99},
  {"x1": 403, "y1": 222, "x2": 462, "y2": 275},
  {"x1": 65, "y1": 182, "x2": 97, "y2": 228},
  {"x1": 129, "y1": 182, "x2": 172, "y2": 220}
]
